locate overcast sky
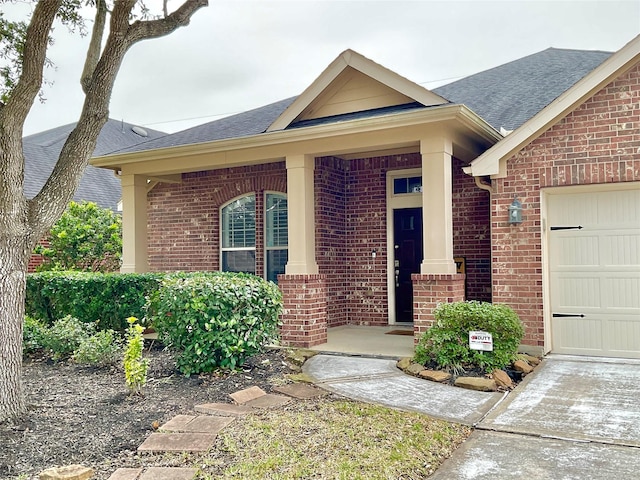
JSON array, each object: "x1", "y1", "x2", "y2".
[{"x1": 13, "y1": 0, "x2": 640, "y2": 136}]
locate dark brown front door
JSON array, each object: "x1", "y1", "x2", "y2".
[{"x1": 393, "y1": 208, "x2": 423, "y2": 323}]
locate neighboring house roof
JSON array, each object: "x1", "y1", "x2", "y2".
[
  {"x1": 24, "y1": 119, "x2": 165, "y2": 210},
  {"x1": 106, "y1": 46, "x2": 613, "y2": 159},
  {"x1": 467, "y1": 34, "x2": 640, "y2": 177}
]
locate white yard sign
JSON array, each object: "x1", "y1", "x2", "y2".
[{"x1": 469, "y1": 331, "x2": 493, "y2": 351}]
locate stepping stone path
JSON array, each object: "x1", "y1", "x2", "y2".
[{"x1": 106, "y1": 383, "x2": 327, "y2": 480}]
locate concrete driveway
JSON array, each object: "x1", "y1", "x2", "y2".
[{"x1": 432, "y1": 355, "x2": 640, "y2": 479}]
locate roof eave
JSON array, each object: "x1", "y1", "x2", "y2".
[{"x1": 91, "y1": 104, "x2": 500, "y2": 171}]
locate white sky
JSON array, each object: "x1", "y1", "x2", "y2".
[{"x1": 13, "y1": 0, "x2": 640, "y2": 136}]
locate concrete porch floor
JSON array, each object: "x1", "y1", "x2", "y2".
[{"x1": 308, "y1": 325, "x2": 415, "y2": 359}]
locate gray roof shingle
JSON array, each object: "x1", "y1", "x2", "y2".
[
  {"x1": 105, "y1": 47, "x2": 612, "y2": 157},
  {"x1": 24, "y1": 119, "x2": 165, "y2": 210},
  {"x1": 433, "y1": 48, "x2": 612, "y2": 130}
]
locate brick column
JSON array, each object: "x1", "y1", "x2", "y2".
[
  {"x1": 412, "y1": 273, "x2": 466, "y2": 344},
  {"x1": 278, "y1": 274, "x2": 327, "y2": 347}
]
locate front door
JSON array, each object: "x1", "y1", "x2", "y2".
[{"x1": 394, "y1": 208, "x2": 423, "y2": 323}]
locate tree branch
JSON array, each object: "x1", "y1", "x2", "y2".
[
  {"x1": 127, "y1": 0, "x2": 208, "y2": 45},
  {"x1": 81, "y1": 0, "x2": 108, "y2": 93}
]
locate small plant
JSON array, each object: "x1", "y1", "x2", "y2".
[
  {"x1": 23, "y1": 316, "x2": 47, "y2": 355},
  {"x1": 414, "y1": 301, "x2": 524, "y2": 373},
  {"x1": 124, "y1": 316, "x2": 149, "y2": 395},
  {"x1": 41, "y1": 315, "x2": 95, "y2": 361},
  {"x1": 73, "y1": 330, "x2": 123, "y2": 367}
]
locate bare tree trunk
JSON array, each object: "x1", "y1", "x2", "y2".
[{"x1": 0, "y1": 236, "x2": 30, "y2": 421}]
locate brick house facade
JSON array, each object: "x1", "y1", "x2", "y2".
[{"x1": 94, "y1": 40, "x2": 640, "y2": 359}]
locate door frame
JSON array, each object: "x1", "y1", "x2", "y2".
[
  {"x1": 386, "y1": 168, "x2": 422, "y2": 324},
  {"x1": 541, "y1": 181, "x2": 640, "y2": 355}
]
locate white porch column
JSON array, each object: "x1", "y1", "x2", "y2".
[
  {"x1": 120, "y1": 174, "x2": 149, "y2": 273},
  {"x1": 285, "y1": 154, "x2": 318, "y2": 274},
  {"x1": 420, "y1": 137, "x2": 457, "y2": 274}
]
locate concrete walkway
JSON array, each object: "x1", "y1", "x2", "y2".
[
  {"x1": 302, "y1": 354, "x2": 504, "y2": 425},
  {"x1": 304, "y1": 353, "x2": 640, "y2": 479}
]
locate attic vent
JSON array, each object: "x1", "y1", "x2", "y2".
[{"x1": 131, "y1": 125, "x2": 148, "y2": 137}]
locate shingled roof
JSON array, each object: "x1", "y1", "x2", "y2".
[
  {"x1": 104, "y1": 47, "x2": 612, "y2": 157},
  {"x1": 433, "y1": 47, "x2": 612, "y2": 131},
  {"x1": 24, "y1": 119, "x2": 165, "y2": 210}
]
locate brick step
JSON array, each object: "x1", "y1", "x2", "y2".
[{"x1": 108, "y1": 467, "x2": 196, "y2": 480}]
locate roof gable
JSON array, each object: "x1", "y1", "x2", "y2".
[
  {"x1": 267, "y1": 49, "x2": 447, "y2": 132},
  {"x1": 466, "y1": 35, "x2": 640, "y2": 177}
]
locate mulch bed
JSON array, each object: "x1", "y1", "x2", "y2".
[{"x1": 0, "y1": 346, "x2": 296, "y2": 479}]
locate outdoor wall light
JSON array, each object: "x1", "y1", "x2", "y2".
[{"x1": 508, "y1": 197, "x2": 523, "y2": 225}]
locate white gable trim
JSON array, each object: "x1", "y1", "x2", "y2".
[
  {"x1": 266, "y1": 49, "x2": 448, "y2": 132},
  {"x1": 465, "y1": 35, "x2": 640, "y2": 178}
]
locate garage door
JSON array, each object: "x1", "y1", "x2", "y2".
[{"x1": 548, "y1": 187, "x2": 640, "y2": 358}]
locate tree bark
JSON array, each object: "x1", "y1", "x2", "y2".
[{"x1": 0, "y1": 236, "x2": 30, "y2": 421}]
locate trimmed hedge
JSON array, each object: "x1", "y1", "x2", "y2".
[
  {"x1": 414, "y1": 301, "x2": 524, "y2": 373},
  {"x1": 26, "y1": 272, "x2": 163, "y2": 331},
  {"x1": 148, "y1": 272, "x2": 283, "y2": 375}
]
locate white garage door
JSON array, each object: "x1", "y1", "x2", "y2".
[{"x1": 548, "y1": 186, "x2": 640, "y2": 358}]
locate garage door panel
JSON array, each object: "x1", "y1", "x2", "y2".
[
  {"x1": 605, "y1": 276, "x2": 640, "y2": 310},
  {"x1": 555, "y1": 316, "x2": 602, "y2": 351},
  {"x1": 548, "y1": 186, "x2": 640, "y2": 359},
  {"x1": 604, "y1": 316, "x2": 640, "y2": 355},
  {"x1": 555, "y1": 275, "x2": 601, "y2": 309},
  {"x1": 551, "y1": 235, "x2": 599, "y2": 267},
  {"x1": 602, "y1": 233, "x2": 640, "y2": 266}
]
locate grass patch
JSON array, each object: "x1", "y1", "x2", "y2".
[{"x1": 197, "y1": 398, "x2": 470, "y2": 479}]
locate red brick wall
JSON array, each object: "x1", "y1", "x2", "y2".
[
  {"x1": 315, "y1": 157, "x2": 348, "y2": 327},
  {"x1": 412, "y1": 273, "x2": 466, "y2": 342},
  {"x1": 491, "y1": 63, "x2": 640, "y2": 348},
  {"x1": 452, "y1": 159, "x2": 492, "y2": 302},
  {"x1": 278, "y1": 274, "x2": 328, "y2": 347},
  {"x1": 147, "y1": 162, "x2": 287, "y2": 272}
]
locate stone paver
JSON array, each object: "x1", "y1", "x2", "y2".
[
  {"x1": 139, "y1": 467, "x2": 197, "y2": 480},
  {"x1": 230, "y1": 386, "x2": 266, "y2": 404},
  {"x1": 137, "y1": 433, "x2": 216, "y2": 452},
  {"x1": 107, "y1": 468, "x2": 143, "y2": 480},
  {"x1": 194, "y1": 402, "x2": 254, "y2": 417},
  {"x1": 244, "y1": 393, "x2": 291, "y2": 408},
  {"x1": 160, "y1": 414, "x2": 235, "y2": 433},
  {"x1": 38, "y1": 465, "x2": 94, "y2": 480},
  {"x1": 273, "y1": 383, "x2": 328, "y2": 399}
]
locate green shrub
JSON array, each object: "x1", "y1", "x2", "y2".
[
  {"x1": 148, "y1": 272, "x2": 282, "y2": 376},
  {"x1": 23, "y1": 316, "x2": 47, "y2": 355},
  {"x1": 124, "y1": 317, "x2": 149, "y2": 395},
  {"x1": 34, "y1": 200, "x2": 122, "y2": 273},
  {"x1": 42, "y1": 315, "x2": 96, "y2": 361},
  {"x1": 414, "y1": 301, "x2": 524, "y2": 373},
  {"x1": 25, "y1": 272, "x2": 162, "y2": 331},
  {"x1": 73, "y1": 330, "x2": 123, "y2": 367}
]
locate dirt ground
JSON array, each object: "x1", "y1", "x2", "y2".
[{"x1": 0, "y1": 346, "x2": 297, "y2": 480}]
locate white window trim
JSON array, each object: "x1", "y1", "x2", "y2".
[{"x1": 220, "y1": 193, "x2": 257, "y2": 273}]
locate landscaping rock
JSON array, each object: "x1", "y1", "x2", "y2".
[
  {"x1": 419, "y1": 370, "x2": 452, "y2": 383},
  {"x1": 406, "y1": 363, "x2": 425, "y2": 375},
  {"x1": 286, "y1": 349, "x2": 317, "y2": 366},
  {"x1": 454, "y1": 377, "x2": 497, "y2": 392},
  {"x1": 513, "y1": 360, "x2": 534, "y2": 375},
  {"x1": 518, "y1": 353, "x2": 541, "y2": 366},
  {"x1": 396, "y1": 357, "x2": 412, "y2": 370},
  {"x1": 491, "y1": 369, "x2": 513, "y2": 389},
  {"x1": 39, "y1": 465, "x2": 94, "y2": 480}
]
